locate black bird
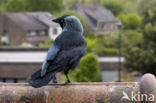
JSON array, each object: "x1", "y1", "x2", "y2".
[{"x1": 28, "y1": 16, "x2": 87, "y2": 88}]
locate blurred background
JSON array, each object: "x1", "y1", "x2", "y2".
[{"x1": 0, "y1": 0, "x2": 155, "y2": 83}]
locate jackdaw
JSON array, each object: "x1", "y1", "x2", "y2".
[{"x1": 28, "y1": 15, "x2": 87, "y2": 88}]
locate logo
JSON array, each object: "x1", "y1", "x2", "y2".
[
  {"x1": 121, "y1": 91, "x2": 154, "y2": 102},
  {"x1": 121, "y1": 91, "x2": 131, "y2": 101}
]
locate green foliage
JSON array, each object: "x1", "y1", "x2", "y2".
[
  {"x1": 62, "y1": 53, "x2": 101, "y2": 82},
  {"x1": 125, "y1": 11, "x2": 156, "y2": 75},
  {"x1": 96, "y1": 47, "x2": 118, "y2": 55},
  {"x1": 118, "y1": 13, "x2": 142, "y2": 29},
  {"x1": 125, "y1": 46, "x2": 143, "y2": 72},
  {"x1": 0, "y1": 4, "x2": 6, "y2": 13},
  {"x1": 143, "y1": 23, "x2": 156, "y2": 43},
  {"x1": 117, "y1": 13, "x2": 127, "y2": 28},
  {"x1": 101, "y1": 0, "x2": 140, "y2": 14},
  {"x1": 0, "y1": 0, "x2": 7, "y2": 4},
  {"x1": 20, "y1": 42, "x2": 34, "y2": 47},
  {"x1": 125, "y1": 77, "x2": 133, "y2": 82},
  {"x1": 122, "y1": 30, "x2": 143, "y2": 46},
  {"x1": 0, "y1": 0, "x2": 7, "y2": 13},
  {"x1": 93, "y1": 31, "x2": 142, "y2": 55},
  {"x1": 85, "y1": 37, "x2": 97, "y2": 53},
  {"x1": 85, "y1": 32, "x2": 97, "y2": 39},
  {"x1": 126, "y1": 13, "x2": 142, "y2": 29},
  {"x1": 138, "y1": 0, "x2": 156, "y2": 15},
  {"x1": 56, "y1": 10, "x2": 87, "y2": 29},
  {"x1": 1, "y1": 0, "x2": 64, "y2": 13},
  {"x1": 5, "y1": 0, "x2": 26, "y2": 12},
  {"x1": 39, "y1": 40, "x2": 53, "y2": 47},
  {"x1": 102, "y1": 0, "x2": 124, "y2": 15},
  {"x1": 98, "y1": 33, "x2": 119, "y2": 48},
  {"x1": 25, "y1": 0, "x2": 64, "y2": 13}
]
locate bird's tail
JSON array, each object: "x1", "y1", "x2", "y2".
[{"x1": 28, "y1": 69, "x2": 56, "y2": 88}]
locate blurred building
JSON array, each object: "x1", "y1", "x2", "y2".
[
  {"x1": 99, "y1": 56, "x2": 124, "y2": 82},
  {"x1": 0, "y1": 47, "x2": 61, "y2": 83},
  {"x1": 0, "y1": 47, "x2": 126, "y2": 83},
  {"x1": 0, "y1": 12, "x2": 62, "y2": 46},
  {"x1": 72, "y1": 4, "x2": 121, "y2": 34}
]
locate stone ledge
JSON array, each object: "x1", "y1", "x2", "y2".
[{"x1": 0, "y1": 73, "x2": 155, "y2": 103}]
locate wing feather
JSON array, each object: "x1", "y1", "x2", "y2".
[{"x1": 41, "y1": 44, "x2": 60, "y2": 77}]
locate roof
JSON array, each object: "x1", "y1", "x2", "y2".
[
  {"x1": 5, "y1": 12, "x2": 58, "y2": 31},
  {"x1": 72, "y1": 4, "x2": 119, "y2": 29},
  {"x1": 28, "y1": 12, "x2": 59, "y2": 27}
]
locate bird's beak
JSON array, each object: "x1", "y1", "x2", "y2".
[{"x1": 52, "y1": 19, "x2": 59, "y2": 23}]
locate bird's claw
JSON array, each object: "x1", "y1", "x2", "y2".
[{"x1": 64, "y1": 80, "x2": 71, "y2": 84}]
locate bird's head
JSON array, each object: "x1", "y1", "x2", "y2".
[
  {"x1": 52, "y1": 15, "x2": 69, "y2": 29},
  {"x1": 52, "y1": 15, "x2": 83, "y2": 32}
]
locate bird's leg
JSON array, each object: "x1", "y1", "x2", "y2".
[
  {"x1": 65, "y1": 70, "x2": 71, "y2": 84},
  {"x1": 53, "y1": 76, "x2": 58, "y2": 83}
]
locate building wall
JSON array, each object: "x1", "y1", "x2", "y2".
[
  {"x1": 0, "y1": 14, "x2": 27, "y2": 45},
  {"x1": 100, "y1": 61, "x2": 124, "y2": 82},
  {"x1": 97, "y1": 21, "x2": 118, "y2": 34},
  {"x1": 0, "y1": 63, "x2": 41, "y2": 79},
  {"x1": 0, "y1": 62, "x2": 61, "y2": 83},
  {"x1": 0, "y1": 16, "x2": 2, "y2": 43},
  {"x1": 100, "y1": 62, "x2": 124, "y2": 71},
  {"x1": 5, "y1": 15, "x2": 27, "y2": 45},
  {"x1": 101, "y1": 70, "x2": 119, "y2": 82},
  {"x1": 49, "y1": 27, "x2": 62, "y2": 40}
]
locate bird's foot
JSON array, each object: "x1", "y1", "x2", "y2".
[{"x1": 64, "y1": 80, "x2": 71, "y2": 84}]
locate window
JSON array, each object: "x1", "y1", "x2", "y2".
[
  {"x1": 53, "y1": 28, "x2": 58, "y2": 35},
  {"x1": 3, "y1": 30, "x2": 8, "y2": 36},
  {"x1": 0, "y1": 78, "x2": 3, "y2": 82},
  {"x1": 1, "y1": 30, "x2": 9, "y2": 44},
  {"x1": 27, "y1": 31, "x2": 37, "y2": 36},
  {"x1": 17, "y1": 79, "x2": 26, "y2": 83},
  {"x1": 101, "y1": 23, "x2": 107, "y2": 30},
  {"x1": 5, "y1": 78, "x2": 14, "y2": 83},
  {"x1": 101, "y1": 23, "x2": 105, "y2": 29},
  {"x1": 30, "y1": 31, "x2": 37, "y2": 36},
  {"x1": 37, "y1": 30, "x2": 46, "y2": 36},
  {"x1": 0, "y1": 78, "x2": 26, "y2": 83},
  {"x1": 39, "y1": 30, "x2": 45, "y2": 36}
]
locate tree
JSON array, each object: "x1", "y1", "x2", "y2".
[
  {"x1": 62, "y1": 53, "x2": 101, "y2": 82},
  {"x1": 118, "y1": 13, "x2": 142, "y2": 29},
  {"x1": 126, "y1": 13, "x2": 142, "y2": 29},
  {"x1": 117, "y1": 13, "x2": 127, "y2": 28},
  {"x1": 138, "y1": 0, "x2": 156, "y2": 15},
  {"x1": 5, "y1": 0, "x2": 26, "y2": 12},
  {"x1": 25, "y1": 0, "x2": 64, "y2": 13},
  {"x1": 2, "y1": 0, "x2": 64, "y2": 13},
  {"x1": 0, "y1": 0, "x2": 7, "y2": 5},
  {"x1": 125, "y1": 9, "x2": 156, "y2": 75},
  {"x1": 103, "y1": 0, "x2": 124, "y2": 16}
]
